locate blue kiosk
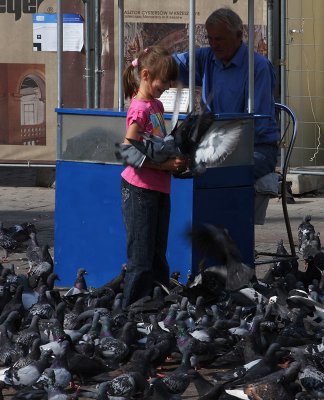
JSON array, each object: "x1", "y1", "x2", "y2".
[
  {"x1": 54, "y1": 109, "x2": 255, "y2": 287},
  {"x1": 54, "y1": 0, "x2": 258, "y2": 288}
]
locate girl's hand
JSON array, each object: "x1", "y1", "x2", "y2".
[{"x1": 160, "y1": 156, "x2": 189, "y2": 172}]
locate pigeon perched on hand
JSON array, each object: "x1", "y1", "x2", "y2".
[
  {"x1": 172, "y1": 110, "x2": 244, "y2": 175},
  {"x1": 127, "y1": 133, "x2": 180, "y2": 163},
  {"x1": 116, "y1": 143, "x2": 146, "y2": 169},
  {"x1": 116, "y1": 105, "x2": 244, "y2": 177}
]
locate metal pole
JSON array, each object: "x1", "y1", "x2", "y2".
[
  {"x1": 57, "y1": 0, "x2": 63, "y2": 108},
  {"x1": 248, "y1": 0, "x2": 255, "y2": 113},
  {"x1": 280, "y1": 0, "x2": 287, "y2": 172},
  {"x1": 0, "y1": 163, "x2": 56, "y2": 168},
  {"x1": 57, "y1": 0, "x2": 63, "y2": 158},
  {"x1": 84, "y1": 0, "x2": 92, "y2": 108},
  {"x1": 94, "y1": 0, "x2": 101, "y2": 108},
  {"x1": 118, "y1": 0, "x2": 124, "y2": 111},
  {"x1": 267, "y1": 0, "x2": 274, "y2": 63},
  {"x1": 188, "y1": 0, "x2": 195, "y2": 112}
]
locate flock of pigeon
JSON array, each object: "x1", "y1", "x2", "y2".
[{"x1": 0, "y1": 216, "x2": 323, "y2": 399}]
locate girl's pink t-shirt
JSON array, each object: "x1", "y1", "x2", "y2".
[{"x1": 121, "y1": 97, "x2": 171, "y2": 194}]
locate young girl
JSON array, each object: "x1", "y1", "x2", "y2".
[{"x1": 120, "y1": 46, "x2": 187, "y2": 308}]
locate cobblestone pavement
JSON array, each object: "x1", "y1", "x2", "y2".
[
  {"x1": 0, "y1": 167, "x2": 55, "y2": 276},
  {"x1": 1, "y1": 167, "x2": 323, "y2": 273},
  {"x1": 255, "y1": 191, "x2": 324, "y2": 278}
]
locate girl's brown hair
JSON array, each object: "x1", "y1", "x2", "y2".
[{"x1": 123, "y1": 46, "x2": 178, "y2": 99}]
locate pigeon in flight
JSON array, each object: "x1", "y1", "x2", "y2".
[{"x1": 189, "y1": 223, "x2": 255, "y2": 291}]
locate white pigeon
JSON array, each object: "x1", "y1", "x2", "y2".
[{"x1": 194, "y1": 119, "x2": 245, "y2": 168}]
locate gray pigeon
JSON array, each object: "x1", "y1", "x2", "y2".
[
  {"x1": 0, "y1": 222, "x2": 18, "y2": 260},
  {"x1": 127, "y1": 134, "x2": 180, "y2": 163},
  {"x1": 117, "y1": 106, "x2": 244, "y2": 177},
  {"x1": 116, "y1": 143, "x2": 146, "y2": 169},
  {"x1": 64, "y1": 268, "x2": 88, "y2": 297},
  {"x1": 298, "y1": 215, "x2": 316, "y2": 253}
]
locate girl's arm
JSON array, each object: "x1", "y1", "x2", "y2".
[{"x1": 124, "y1": 121, "x2": 142, "y2": 144}]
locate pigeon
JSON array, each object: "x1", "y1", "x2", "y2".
[
  {"x1": 0, "y1": 222, "x2": 18, "y2": 260},
  {"x1": 27, "y1": 285, "x2": 56, "y2": 320},
  {"x1": 4, "y1": 222, "x2": 37, "y2": 244},
  {"x1": 44, "y1": 369, "x2": 72, "y2": 400},
  {"x1": 191, "y1": 118, "x2": 246, "y2": 171},
  {"x1": 307, "y1": 232, "x2": 321, "y2": 252},
  {"x1": 0, "y1": 322, "x2": 25, "y2": 367},
  {"x1": 14, "y1": 315, "x2": 41, "y2": 350},
  {"x1": 25, "y1": 232, "x2": 42, "y2": 268},
  {"x1": 98, "y1": 371, "x2": 150, "y2": 398},
  {"x1": 64, "y1": 268, "x2": 88, "y2": 297},
  {"x1": 0, "y1": 284, "x2": 24, "y2": 324},
  {"x1": 271, "y1": 239, "x2": 298, "y2": 277},
  {"x1": 115, "y1": 142, "x2": 146, "y2": 169},
  {"x1": 149, "y1": 376, "x2": 185, "y2": 399},
  {"x1": 127, "y1": 133, "x2": 181, "y2": 164},
  {"x1": 297, "y1": 252, "x2": 324, "y2": 290},
  {"x1": 9, "y1": 337, "x2": 42, "y2": 370},
  {"x1": 28, "y1": 259, "x2": 53, "y2": 286},
  {"x1": 233, "y1": 360, "x2": 301, "y2": 400},
  {"x1": 289, "y1": 346, "x2": 324, "y2": 395},
  {"x1": 9, "y1": 348, "x2": 53, "y2": 387},
  {"x1": 224, "y1": 342, "x2": 284, "y2": 388},
  {"x1": 62, "y1": 297, "x2": 85, "y2": 330},
  {"x1": 95, "y1": 263, "x2": 127, "y2": 296},
  {"x1": 124, "y1": 110, "x2": 244, "y2": 178},
  {"x1": 175, "y1": 320, "x2": 223, "y2": 364},
  {"x1": 95, "y1": 314, "x2": 129, "y2": 366},
  {"x1": 36, "y1": 339, "x2": 72, "y2": 389},
  {"x1": 157, "y1": 351, "x2": 196, "y2": 395},
  {"x1": 298, "y1": 215, "x2": 316, "y2": 253},
  {"x1": 58, "y1": 335, "x2": 111, "y2": 383},
  {"x1": 189, "y1": 224, "x2": 255, "y2": 291}
]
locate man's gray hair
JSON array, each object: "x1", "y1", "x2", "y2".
[{"x1": 205, "y1": 7, "x2": 243, "y2": 34}]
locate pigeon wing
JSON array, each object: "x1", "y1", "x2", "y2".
[
  {"x1": 128, "y1": 135, "x2": 178, "y2": 163},
  {"x1": 194, "y1": 120, "x2": 244, "y2": 167},
  {"x1": 226, "y1": 260, "x2": 255, "y2": 291},
  {"x1": 115, "y1": 143, "x2": 146, "y2": 168}
]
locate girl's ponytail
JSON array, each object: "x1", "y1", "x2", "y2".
[{"x1": 123, "y1": 63, "x2": 139, "y2": 99}]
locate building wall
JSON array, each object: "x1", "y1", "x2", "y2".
[{"x1": 286, "y1": 0, "x2": 324, "y2": 167}]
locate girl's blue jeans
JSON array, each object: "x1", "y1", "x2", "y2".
[{"x1": 121, "y1": 178, "x2": 170, "y2": 308}]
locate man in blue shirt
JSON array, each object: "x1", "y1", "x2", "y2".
[{"x1": 173, "y1": 7, "x2": 280, "y2": 180}]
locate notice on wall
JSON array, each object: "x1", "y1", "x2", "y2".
[
  {"x1": 33, "y1": 13, "x2": 84, "y2": 52},
  {"x1": 124, "y1": 0, "x2": 266, "y2": 25}
]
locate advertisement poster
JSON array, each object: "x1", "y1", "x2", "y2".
[
  {"x1": 0, "y1": 0, "x2": 84, "y2": 163},
  {"x1": 0, "y1": 0, "x2": 267, "y2": 163},
  {"x1": 101, "y1": 0, "x2": 267, "y2": 108}
]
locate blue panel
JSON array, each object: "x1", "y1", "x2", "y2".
[
  {"x1": 195, "y1": 166, "x2": 254, "y2": 189},
  {"x1": 55, "y1": 161, "x2": 126, "y2": 288},
  {"x1": 192, "y1": 185, "x2": 255, "y2": 271},
  {"x1": 168, "y1": 177, "x2": 194, "y2": 281},
  {"x1": 55, "y1": 161, "x2": 194, "y2": 287}
]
